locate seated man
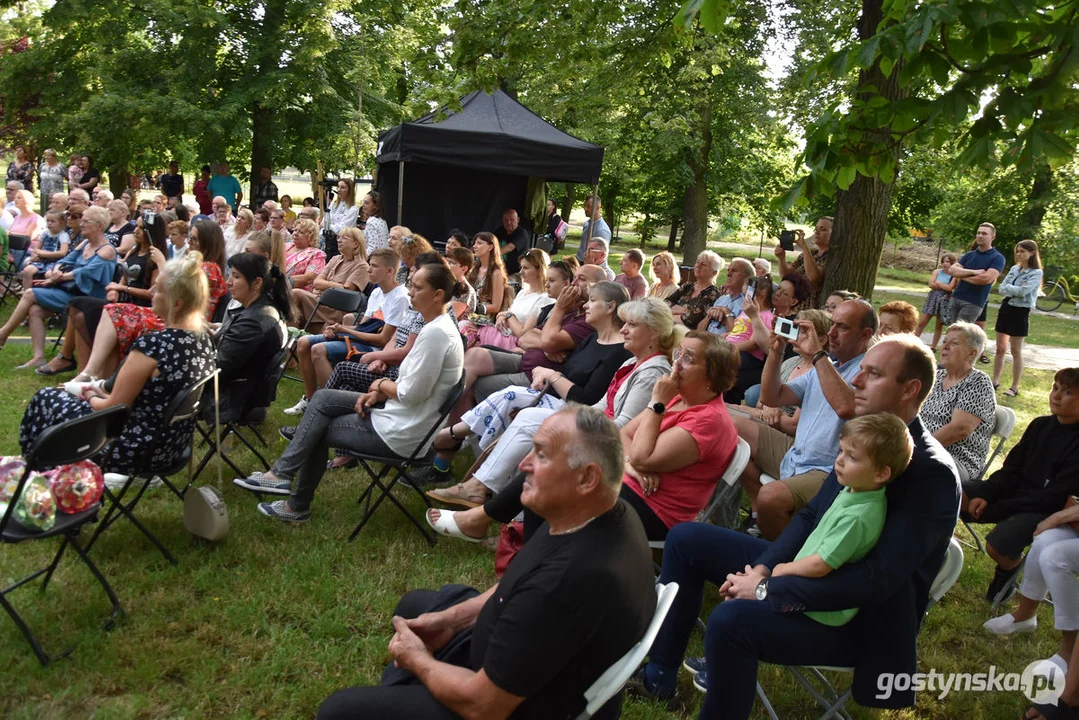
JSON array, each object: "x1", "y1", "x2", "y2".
[
  {"x1": 284, "y1": 248, "x2": 407, "y2": 416},
  {"x1": 316, "y1": 405, "x2": 657, "y2": 720},
  {"x1": 963, "y1": 367, "x2": 1079, "y2": 602},
  {"x1": 614, "y1": 248, "x2": 647, "y2": 299},
  {"x1": 585, "y1": 237, "x2": 617, "y2": 281},
  {"x1": 734, "y1": 299, "x2": 876, "y2": 539},
  {"x1": 701, "y1": 258, "x2": 753, "y2": 336},
  {"x1": 630, "y1": 335, "x2": 961, "y2": 719},
  {"x1": 449, "y1": 264, "x2": 607, "y2": 425}
]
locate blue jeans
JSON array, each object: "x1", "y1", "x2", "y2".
[
  {"x1": 649, "y1": 523, "x2": 857, "y2": 719},
  {"x1": 306, "y1": 333, "x2": 372, "y2": 363}
]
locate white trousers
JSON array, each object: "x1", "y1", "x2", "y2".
[{"x1": 1021, "y1": 525, "x2": 1079, "y2": 631}]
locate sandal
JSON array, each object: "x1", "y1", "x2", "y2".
[
  {"x1": 14, "y1": 358, "x2": 46, "y2": 370},
  {"x1": 36, "y1": 355, "x2": 77, "y2": 376},
  {"x1": 979, "y1": 354, "x2": 990, "y2": 364},
  {"x1": 993, "y1": 382, "x2": 1000, "y2": 390},
  {"x1": 425, "y1": 508, "x2": 483, "y2": 543},
  {"x1": 425, "y1": 482, "x2": 491, "y2": 509},
  {"x1": 1004, "y1": 388, "x2": 1020, "y2": 398}
]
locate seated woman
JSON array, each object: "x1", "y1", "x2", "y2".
[
  {"x1": 209, "y1": 253, "x2": 293, "y2": 421},
  {"x1": 429, "y1": 331, "x2": 740, "y2": 543},
  {"x1": 244, "y1": 228, "x2": 288, "y2": 277},
  {"x1": 424, "y1": 297, "x2": 679, "y2": 510},
  {"x1": 103, "y1": 199, "x2": 135, "y2": 251},
  {"x1": 963, "y1": 368, "x2": 1079, "y2": 604},
  {"x1": 0, "y1": 205, "x2": 117, "y2": 370},
  {"x1": 233, "y1": 262, "x2": 466, "y2": 523},
  {"x1": 443, "y1": 247, "x2": 478, "y2": 318},
  {"x1": 724, "y1": 272, "x2": 811, "y2": 405},
  {"x1": 648, "y1": 250, "x2": 679, "y2": 301},
  {"x1": 223, "y1": 207, "x2": 254, "y2": 258},
  {"x1": 457, "y1": 231, "x2": 508, "y2": 344},
  {"x1": 107, "y1": 210, "x2": 171, "y2": 307},
  {"x1": 285, "y1": 219, "x2": 326, "y2": 291},
  {"x1": 395, "y1": 233, "x2": 435, "y2": 286},
  {"x1": 666, "y1": 250, "x2": 723, "y2": 328},
  {"x1": 472, "y1": 248, "x2": 553, "y2": 351},
  {"x1": 8, "y1": 189, "x2": 43, "y2": 243},
  {"x1": 423, "y1": 281, "x2": 632, "y2": 504},
  {"x1": 922, "y1": 321, "x2": 996, "y2": 482},
  {"x1": 19, "y1": 253, "x2": 216, "y2": 472},
  {"x1": 291, "y1": 226, "x2": 369, "y2": 333}
]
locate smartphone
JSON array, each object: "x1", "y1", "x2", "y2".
[
  {"x1": 779, "y1": 230, "x2": 796, "y2": 251},
  {"x1": 774, "y1": 316, "x2": 799, "y2": 341}
]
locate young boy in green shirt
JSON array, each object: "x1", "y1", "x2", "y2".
[{"x1": 770, "y1": 412, "x2": 914, "y2": 626}]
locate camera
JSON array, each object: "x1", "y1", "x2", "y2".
[
  {"x1": 779, "y1": 230, "x2": 796, "y2": 251},
  {"x1": 774, "y1": 316, "x2": 799, "y2": 341}
]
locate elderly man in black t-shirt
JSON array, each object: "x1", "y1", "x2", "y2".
[{"x1": 317, "y1": 405, "x2": 657, "y2": 720}]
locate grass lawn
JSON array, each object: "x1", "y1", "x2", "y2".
[{"x1": 0, "y1": 287, "x2": 1073, "y2": 718}]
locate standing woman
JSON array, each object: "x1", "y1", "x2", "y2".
[
  {"x1": 648, "y1": 250, "x2": 679, "y2": 300},
  {"x1": 359, "y1": 190, "x2": 388, "y2": 252},
  {"x1": 75, "y1": 155, "x2": 101, "y2": 193},
  {"x1": 325, "y1": 178, "x2": 360, "y2": 237},
  {"x1": 544, "y1": 198, "x2": 563, "y2": 251},
  {"x1": 6, "y1": 145, "x2": 34, "y2": 192},
  {"x1": 993, "y1": 239, "x2": 1043, "y2": 397},
  {"x1": 776, "y1": 216, "x2": 832, "y2": 308},
  {"x1": 38, "y1": 148, "x2": 65, "y2": 214}
]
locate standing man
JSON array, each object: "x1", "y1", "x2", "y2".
[
  {"x1": 159, "y1": 161, "x2": 184, "y2": 202},
  {"x1": 193, "y1": 164, "x2": 213, "y2": 215},
  {"x1": 253, "y1": 166, "x2": 279, "y2": 207},
  {"x1": 576, "y1": 194, "x2": 611, "y2": 263},
  {"x1": 948, "y1": 222, "x2": 1006, "y2": 324},
  {"x1": 207, "y1": 162, "x2": 242, "y2": 214},
  {"x1": 493, "y1": 208, "x2": 529, "y2": 276}
]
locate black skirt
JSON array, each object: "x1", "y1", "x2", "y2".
[{"x1": 995, "y1": 298, "x2": 1030, "y2": 337}]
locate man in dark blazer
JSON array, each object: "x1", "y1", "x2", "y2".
[{"x1": 631, "y1": 334, "x2": 961, "y2": 719}]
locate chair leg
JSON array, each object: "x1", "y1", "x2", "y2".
[
  {"x1": 756, "y1": 681, "x2": 780, "y2": 720},
  {"x1": 67, "y1": 531, "x2": 123, "y2": 630},
  {"x1": 0, "y1": 584, "x2": 57, "y2": 665},
  {"x1": 959, "y1": 519, "x2": 985, "y2": 554},
  {"x1": 232, "y1": 426, "x2": 271, "y2": 470},
  {"x1": 350, "y1": 463, "x2": 437, "y2": 546},
  {"x1": 86, "y1": 478, "x2": 178, "y2": 565},
  {"x1": 788, "y1": 667, "x2": 853, "y2": 720}
]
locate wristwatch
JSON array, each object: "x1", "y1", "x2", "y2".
[
  {"x1": 755, "y1": 578, "x2": 769, "y2": 601},
  {"x1": 650, "y1": 401, "x2": 666, "y2": 415}
]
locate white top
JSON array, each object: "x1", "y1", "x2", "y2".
[
  {"x1": 364, "y1": 216, "x2": 389, "y2": 251},
  {"x1": 365, "y1": 283, "x2": 409, "y2": 328},
  {"x1": 372, "y1": 313, "x2": 464, "y2": 457},
  {"x1": 326, "y1": 201, "x2": 359, "y2": 235},
  {"x1": 0, "y1": 208, "x2": 13, "y2": 231},
  {"x1": 223, "y1": 227, "x2": 250, "y2": 259},
  {"x1": 507, "y1": 288, "x2": 554, "y2": 323}
]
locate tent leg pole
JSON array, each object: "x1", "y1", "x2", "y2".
[
  {"x1": 397, "y1": 161, "x2": 404, "y2": 226},
  {"x1": 582, "y1": 180, "x2": 600, "y2": 252}
]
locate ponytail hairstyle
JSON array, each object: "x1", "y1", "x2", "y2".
[
  {"x1": 365, "y1": 190, "x2": 383, "y2": 218},
  {"x1": 418, "y1": 259, "x2": 466, "y2": 303},
  {"x1": 227, "y1": 251, "x2": 294, "y2": 323},
  {"x1": 158, "y1": 251, "x2": 209, "y2": 326}
]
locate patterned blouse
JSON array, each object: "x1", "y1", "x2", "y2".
[
  {"x1": 791, "y1": 247, "x2": 829, "y2": 309},
  {"x1": 920, "y1": 367, "x2": 996, "y2": 480},
  {"x1": 666, "y1": 282, "x2": 721, "y2": 328},
  {"x1": 285, "y1": 242, "x2": 327, "y2": 281}
]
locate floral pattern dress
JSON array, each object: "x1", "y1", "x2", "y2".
[
  {"x1": 285, "y1": 242, "x2": 326, "y2": 284},
  {"x1": 20, "y1": 329, "x2": 216, "y2": 473},
  {"x1": 666, "y1": 282, "x2": 721, "y2": 328}
]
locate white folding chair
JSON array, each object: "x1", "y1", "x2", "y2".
[
  {"x1": 959, "y1": 406, "x2": 1017, "y2": 553},
  {"x1": 575, "y1": 582, "x2": 679, "y2": 720},
  {"x1": 756, "y1": 538, "x2": 964, "y2": 719}
]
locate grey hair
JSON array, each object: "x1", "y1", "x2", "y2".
[
  {"x1": 590, "y1": 280, "x2": 630, "y2": 314},
  {"x1": 7, "y1": 180, "x2": 24, "y2": 190},
  {"x1": 728, "y1": 257, "x2": 755, "y2": 279},
  {"x1": 753, "y1": 258, "x2": 771, "y2": 274},
  {"x1": 559, "y1": 404, "x2": 625, "y2": 491},
  {"x1": 619, "y1": 297, "x2": 676, "y2": 350},
  {"x1": 697, "y1": 250, "x2": 724, "y2": 275},
  {"x1": 947, "y1": 321, "x2": 987, "y2": 357}
]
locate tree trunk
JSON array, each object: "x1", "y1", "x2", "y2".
[
  {"x1": 667, "y1": 217, "x2": 681, "y2": 253},
  {"x1": 680, "y1": 98, "x2": 712, "y2": 265},
  {"x1": 1021, "y1": 161, "x2": 1054, "y2": 237},
  {"x1": 108, "y1": 167, "x2": 130, "y2": 197},
  {"x1": 561, "y1": 184, "x2": 575, "y2": 224},
  {"x1": 821, "y1": 0, "x2": 906, "y2": 302},
  {"x1": 250, "y1": 101, "x2": 273, "y2": 201}
]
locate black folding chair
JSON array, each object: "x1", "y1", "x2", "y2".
[
  {"x1": 81, "y1": 371, "x2": 219, "y2": 565},
  {"x1": 283, "y1": 287, "x2": 367, "y2": 383},
  {"x1": 211, "y1": 291, "x2": 232, "y2": 323},
  {"x1": 193, "y1": 345, "x2": 290, "y2": 478},
  {"x1": 1, "y1": 404, "x2": 129, "y2": 665},
  {"x1": 348, "y1": 376, "x2": 466, "y2": 546},
  {"x1": 1, "y1": 233, "x2": 32, "y2": 305}
]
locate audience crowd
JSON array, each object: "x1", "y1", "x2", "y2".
[{"x1": 4, "y1": 158, "x2": 1078, "y2": 720}]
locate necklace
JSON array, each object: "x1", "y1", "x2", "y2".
[{"x1": 550, "y1": 515, "x2": 598, "y2": 536}]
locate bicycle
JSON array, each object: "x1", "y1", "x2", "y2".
[{"x1": 1036, "y1": 269, "x2": 1079, "y2": 313}]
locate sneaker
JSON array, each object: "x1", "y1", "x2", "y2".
[
  {"x1": 279, "y1": 426, "x2": 296, "y2": 442},
  {"x1": 406, "y1": 464, "x2": 451, "y2": 488},
  {"x1": 692, "y1": 670, "x2": 708, "y2": 694},
  {"x1": 258, "y1": 500, "x2": 310, "y2": 523},
  {"x1": 983, "y1": 613, "x2": 1037, "y2": 635},
  {"x1": 283, "y1": 397, "x2": 308, "y2": 416},
  {"x1": 233, "y1": 472, "x2": 292, "y2": 495},
  {"x1": 683, "y1": 656, "x2": 706, "y2": 676},
  {"x1": 624, "y1": 665, "x2": 679, "y2": 709}
]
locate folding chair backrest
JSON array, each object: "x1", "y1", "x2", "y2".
[
  {"x1": 404, "y1": 375, "x2": 467, "y2": 463},
  {"x1": 1, "y1": 404, "x2": 130, "y2": 530},
  {"x1": 133, "y1": 370, "x2": 218, "y2": 471},
  {"x1": 8, "y1": 234, "x2": 32, "y2": 251},
  {"x1": 975, "y1": 406, "x2": 1017, "y2": 483},
  {"x1": 317, "y1": 287, "x2": 366, "y2": 315},
  {"x1": 927, "y1": 537, "x2": 965, "y2": 612},
  {"x1": 576, "y1": 582, "x2": 680, "y2": 720},
  {"x1": 722, "y1": 437, "x2": 751, "y2": 487}
]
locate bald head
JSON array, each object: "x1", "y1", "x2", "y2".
[{"x1": 578, "y1": 264, "x2": 608, "y2": 286}]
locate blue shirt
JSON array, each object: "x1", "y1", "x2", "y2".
[
  {"x1": 951, "y1": 247, "x2": 1005, "y2": 307},
  {"x1": 207, "y1": 174, "x2": 243, "y2": 213},
  {"x1": 706, "y1": 292, "x2": 744, "y2": 335},
  {"x1": 780, "y1": 353, "x2": 864, "y2": 478},
  {"x1": 576, "y1": 217, "x2": 612, "y2": 261}
]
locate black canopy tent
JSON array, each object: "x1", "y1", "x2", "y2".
[{"x1": 374, "y1": 89, "x2": 604, "y2": 245}]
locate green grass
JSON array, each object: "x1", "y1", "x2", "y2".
[{"x1": 0, "y1": 293, "x2": 1073, "y2": 718}]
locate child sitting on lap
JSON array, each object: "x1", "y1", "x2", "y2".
[
  {"x1": 770, "y1": 412, "x2": 914, "y2": 626},
  {"x1": 22, "y1": 210, "x2": 70, "y2": 287}
]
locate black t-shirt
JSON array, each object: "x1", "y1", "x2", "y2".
[
  {"x1": 80, "y1": 167, "x2": 101, "y2": 189},
  {"x1": 560, "y1": 334, "x2": 632, "y2": 405},
  {"x1": 160, "y1": 172, "x2": 183, "y2": 198},
  {"x1": 469, "y1": 500, "x2": 656, "y2": 720},
  {"x1": 495, "y1": 225, "x2": 530, "y2": 275},
  {"x1": 104, "y1": 221, "x2": 135, "y2": 249}
]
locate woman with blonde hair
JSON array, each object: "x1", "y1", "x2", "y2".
[
  {"x1": 292, "y1": 226, "x2": 370, "y2": 333},
  {"x1": 649, "y1": 250, "x2": 679, "y2": 300},
  {"x1": 993, "y1": 239, "x2": 1044, "y2": 397},
  {"x1": 19, "y1": 253, "x2": 216, "y2": 473},
  {"x1": 285, "y1": 218, "x2": 327, "y2": 290},
  {"x1": 473, "y1": 247, "x2": 554, "y2": 350},
  {"x1": 224, "y1": 207, "x2": 255, "y2": 258},
  {"x1": 8, "y1": 189, "x2": 43, "y2": 242},
  {"x1": 244, "y1": 230, "x2": 288, "y2": 277}
]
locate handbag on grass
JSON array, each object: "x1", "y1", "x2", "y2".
[{"x1": 184, "y1": 485, "x2": 229, "y2": 541}]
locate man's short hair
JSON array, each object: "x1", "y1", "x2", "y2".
[
  {"x1": 7, "y1": 180, "x2": 23, "y2": 191},
  {"x1": 448, "y1": 246, "x2": 474, "y2": 271},
  {"x1": 369, "y1": 247, "x2": 400, "y2": 267},
  {"x1": 558, "y1": 404, "x2": 624, "y2": 491},
  {"x1": 585, "y1": 194, "x2": 602, "y2": 208},
  {"x1": 729, "y1": 257, "x2": 754, "y2": 278},
  {"x1": 978, "y1": 222, "x2": 997, "y2": 237},
  {"x1": 1056, "y1": 368, "x2": 1079, "y2": 390},
  {"x1": 851, "y1": 298, "x2": 879, "y2": 334},
  {"x1": 587, "y1": 237, "x2": 609, "y2": 252},
  {"x1": 201, "y1": 164, "x2": 211, "y2": 173},
  {"x1": 624, "y1": 249, "x2": 644, "y2": 266},
  {"x1": 876, "y1": 334, "x2": 937, "y2": 406},
  {"x1": 841, "y1": 412, "x2": 914, "y2": 483},
  {"x1": 69, "y1": 188, "x2": 90, "y2": 202}
]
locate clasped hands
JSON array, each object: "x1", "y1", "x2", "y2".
[
  {"x1": 719, "y1": 564, "x2": 770, "y2": 601},
  {"x1": 388, "y1": 611, "x2": 456, "y2": 673}
]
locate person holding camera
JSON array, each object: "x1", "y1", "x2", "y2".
[{"x1": 775, "y1": 216, "x2": 832, "y2": 309}]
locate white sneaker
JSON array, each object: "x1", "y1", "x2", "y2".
[
  {"x1": 1046, "y1": 653, "x2": 1070, "y2": 674},
  {"x1": 283, "y1": 397, "x2": 308, "y2": 416},
  {"x1": 983, "y1": 613, "x2": 1037, "y2": 635}
]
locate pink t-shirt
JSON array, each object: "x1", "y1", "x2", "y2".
[
  {"x1": 725, "y1": 310, "x2": 774, "y2": 360},
  {"x1": 624, "y1": 394, "x2": 738, "y2": 528}
]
